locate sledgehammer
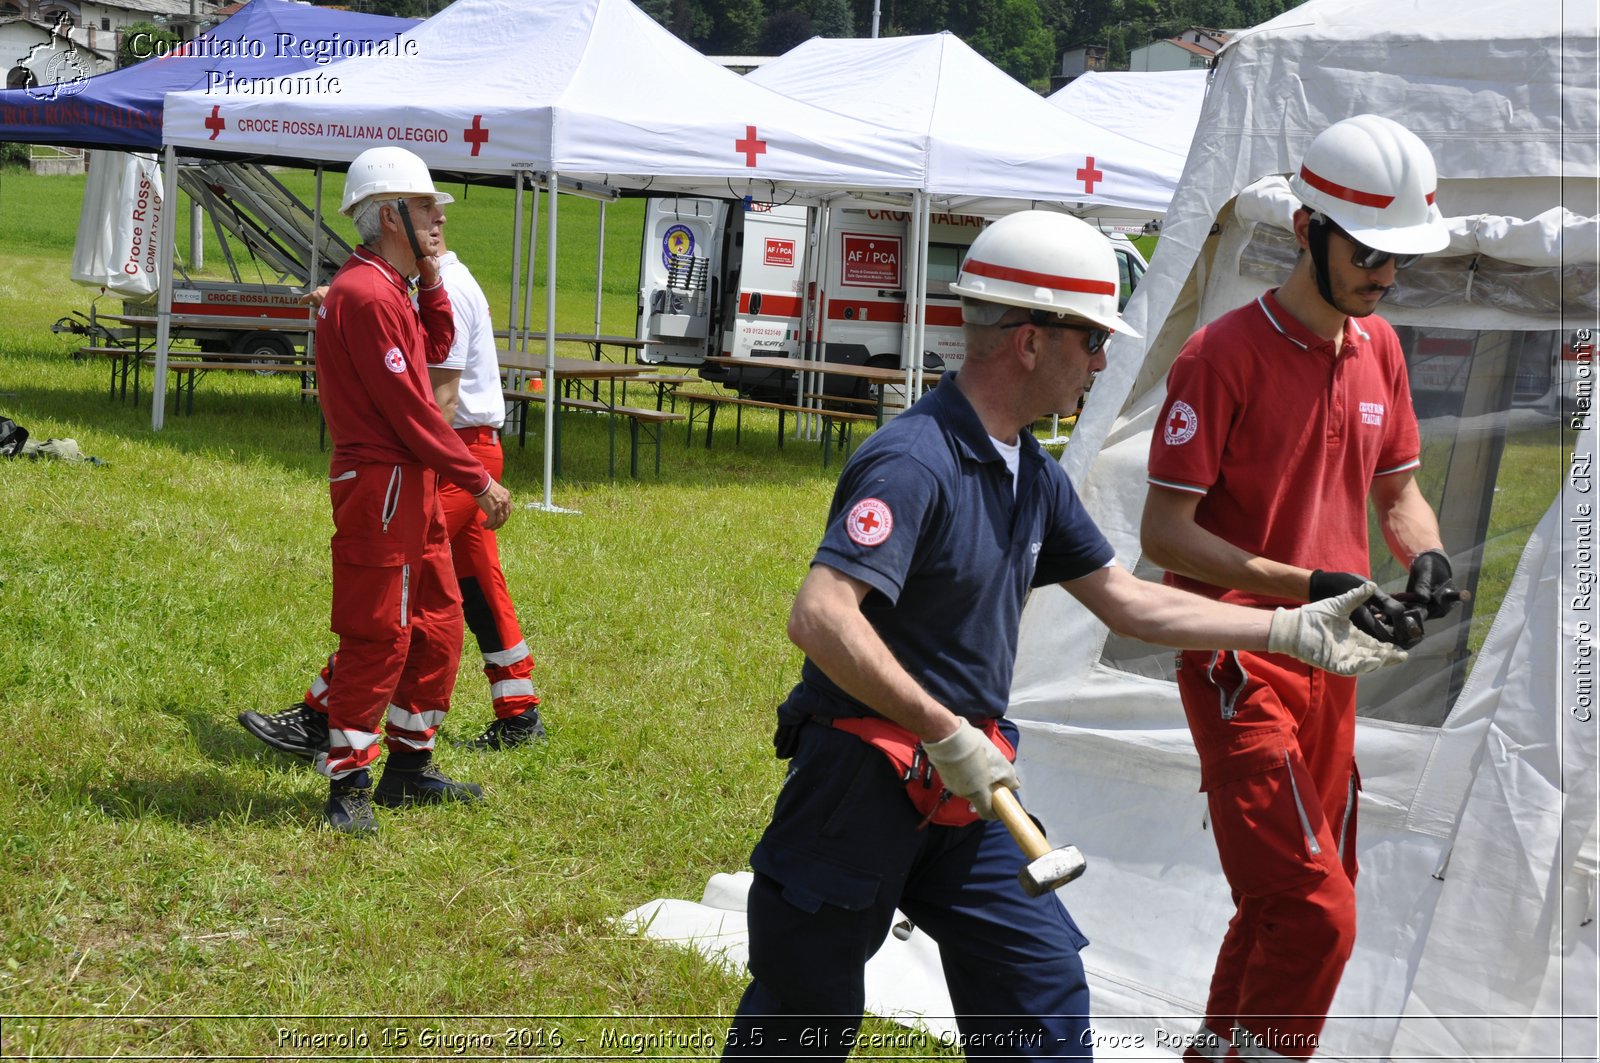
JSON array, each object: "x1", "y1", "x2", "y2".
[{"x1": 991, "y1": 785, "x2": 1087, "y2": 896}]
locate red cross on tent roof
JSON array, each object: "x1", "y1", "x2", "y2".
[
  {"x1": 1077, "y1": 156, "x2": 1103, "y2": 194},
  {"x1": 735, "y1": 125, "x2": 767, "y2": 168},
  {"x1": 464, "y1": 115, "x2": 489, "y2": 157}
]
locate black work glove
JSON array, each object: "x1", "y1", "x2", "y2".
[
  {"x1": 1309, "y1": 569, "x2": 1425, "y2": 650},
  {"x1": 1400, "y1": 549, "x2": 1461, "y2": 619}
]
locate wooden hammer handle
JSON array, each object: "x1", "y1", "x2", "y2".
[{"x1": 991, "y1": 785, "x2": 1051, "y2": 860}]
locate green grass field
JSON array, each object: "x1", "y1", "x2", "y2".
[
  {"x1": 0, "y1": 167, "x2": 863, "y2": 1058},
  {"x1": 0, "y1": 165, "x2": 1570, "y2": 1059}
]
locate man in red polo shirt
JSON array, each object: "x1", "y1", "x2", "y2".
[
  {"x1": 1142, "y1": 115, "x2": 1464, "y2": 1060},
  {"x1": 310, "y1": 146, "x2": 512, "y2": 835}
]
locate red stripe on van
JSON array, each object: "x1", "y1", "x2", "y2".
[
  {"x1": 738, "y1": 292, "x2": 804, "y2": 318},
  {"x1": 824, "y1": 301, "x2": 964, "y2": 328}
]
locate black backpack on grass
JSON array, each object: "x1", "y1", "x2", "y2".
[{"x1": 0, "y1": 417, "x2": 28, "y2": 457}]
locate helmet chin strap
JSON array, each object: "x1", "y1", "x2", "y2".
[
  {"x1": 394, "y1": 199, "x2": 429, "y2": 266},
  {"x1": 1306, "y1": 211, "x2": 1339, "y2": 310}
]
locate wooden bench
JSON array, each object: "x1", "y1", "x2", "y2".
[
  {"x1": 802, "y1": 392, "x2": 878, "y2": 409},
  {"x1": 625, "y1": 373, "x2": 694, "y2": 411},
  {"x1": 503, "y1": 389, "x2": 684, "y2": 478},
  {"x1": 678, "y1": 392, "x2": 875, "y2": 465},
  {"x1": 159, "y1": 359, "x2": 315, "y2": 416},
  {"x1": 78, "y1": 344, "x2": 149, "y2": 402},
  {"x1": 303, "y1": 388, "x2": 327, "y2": 450}
]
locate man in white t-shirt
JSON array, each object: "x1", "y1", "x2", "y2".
[{"x1": 241, "y1": 236, "x2": 548, "y2": 757}]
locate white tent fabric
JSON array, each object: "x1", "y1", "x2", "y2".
[
  {"x1": 70, "y1": 149, "x2": 164, "y2": 297},
  {"x1": 159, "y1": 0, "x2": 927, "y2": 198},
  {"x1": 1046, "y1": 70, "x2": 1207, "y2": 196},
  {"x1": 745, "y1": 33, "x2": 1178, "y2": 219},
  {"x1": 627, "y1": 1, "x2": 1599, "y2": 1058},
  {"x1": 151, "y1": 0, "x2": 928, "y2": 514},
  {"x1": 1007, "y1": 0, "x2": 1599, "y2": 1057}
]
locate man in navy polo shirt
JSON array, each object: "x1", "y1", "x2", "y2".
[{"x1": 722, "y1": 210, "x2": 1408, "y2": 1060}]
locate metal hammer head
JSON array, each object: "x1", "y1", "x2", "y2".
[{"x1": 1018, "y1": 844, "x2": 1087, "y2": 896}]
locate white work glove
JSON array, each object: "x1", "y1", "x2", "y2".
[
  {"x1": 1268, "y1": 581, "x2": 1409, "y2": 676},
  {"x1": 923, "y1": 718, "x2": 1019, "y2": 821}
]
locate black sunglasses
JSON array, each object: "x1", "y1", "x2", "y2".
[
  {"x1": 1329, "y1": 222, "x2": 1422, "y2": 271},
  {"x1": 1000, "y1": 310, "x2": 1110, "y2": 354}
]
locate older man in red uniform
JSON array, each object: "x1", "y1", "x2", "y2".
[{"x1": 312, "y1": 146, "x2": 512, "y2": 835}]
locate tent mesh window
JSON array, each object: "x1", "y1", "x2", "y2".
[{"x1": 1099, "y1": 228, "x2": 1578, "y2": 729}]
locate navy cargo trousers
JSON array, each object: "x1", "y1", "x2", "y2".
[{"x1": 725, "y1": 720, "x2": 1094, "y2": 1061}]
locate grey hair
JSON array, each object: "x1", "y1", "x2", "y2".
[{"x1": 350, "y1": 197, "x2": 393, "y2": 245}]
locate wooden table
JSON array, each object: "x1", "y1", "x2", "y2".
[
  {"x1": 80, "y1": 313, "x2": 313, "y2": 406},
  {"x1": 101, "y1": 312, "x2": 315, "y2": 346},
  {"x1": 105, "y1": 311, "x2": 314, "y2": 329},
  {"x1": 497, "y1": 331, "x2": 650, "y2": 363},
  {"x1": 498, "y1": 352, "x2": 662, "y2": 476}
]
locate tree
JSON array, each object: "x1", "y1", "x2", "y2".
[
  {"x1": 117, "y1": 21, "x2": 180, "y2": 68},
  {"x1": 760, "y1": 9, "x2": 815, "y2": 53},
  {"x1": 799, "y1": 0, "x2": 855, "y2": 37},
  {"x1": 957, "y1": 0, "x2": 1055, "y2": 84},
  {"x1": 701, "y1": 0, "x2": 765, "y2": 52}
]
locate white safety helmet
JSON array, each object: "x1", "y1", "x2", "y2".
[
  {"x1": 949, "y1": 211, "x2": 1139, "y2": 337},
  {"x1": 1289, "y1": 114, "x2": 1448, "y2": 256},
  {"x1": 340, "y1": 146, "x2": 454, "y2": 217}
]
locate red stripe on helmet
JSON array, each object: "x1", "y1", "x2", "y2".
[
  {"x1": 1299, "y1": 165, "x2": 1395, "y2": 209},
  {"x1": 960, "y1": 258, "x2": 1116, "y2": 297}
]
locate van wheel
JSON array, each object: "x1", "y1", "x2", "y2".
[{"x1": 232, "y1": 333, "x2": 296, "y2": 373}]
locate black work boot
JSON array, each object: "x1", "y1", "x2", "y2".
[
  {"x1": 373, "y1": 752, "x2": 484, "y2": 808},
  {"x1": 239, "y1": 702, "x2": 329, "y2": 760},
  {"x1": 460, "y1": 709, "x2": 547, "y2": 751},
  {"x1": 323, "y1": 771, "x2": 375, "y2": 835}
]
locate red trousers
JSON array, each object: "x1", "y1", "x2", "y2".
[
  {"x1": 307, "y1": 430, "x2": 538, "y2": 750},
  {"x1": 1177, "y1": 649, "x2": 1360, "y2": 1062},
  {"x1": 440, "y1": 428, "x2": 540, "y2": 721},
  {"x1": 320, "y1": 461, "x2": 463, "y2": 780}
]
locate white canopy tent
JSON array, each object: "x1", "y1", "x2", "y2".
[
  {"x1": 747, "y1": 32, "x2": 1181, "y2": 218},
  {"x1": 626, "y1": 2, "x2": 1599, "y2": 1058},
  {"x1": 160, "y1": 0, "x2": 925, "y2": 195},
  {"x1": 745, "y1": 31, "x2": 1181, "y2": 406},
  {"x1": 156, "y1": 0, "x2": 927, "y2": 508},
  {"x1": 1046, "y1": 69, "x2": 1208, "y2": 201},
  {"x1": 1010, "y1": 0, "x2": 1597, "y2": 1056}
]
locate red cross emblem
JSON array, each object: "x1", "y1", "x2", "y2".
[
  {"x1": 1163, "y1": 400, "x2": 1197, "y2": 446},
  {"x1": 205, "y1": 105, "x2": 225, "y2": 141},
  {"x1": 846, "y1": 497, "x2": 893, "y2": 546},
  {"x1": 464, "y1": 114, "x2": 489, "y2": 157},
  {"x1": 735, "y1": 125, "x2": 767, "y2": 168},
  {"x1": 1076, "y1": 156, "x2": 1103, "y2": 194}
]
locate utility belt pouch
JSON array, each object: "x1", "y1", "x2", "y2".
[
  {"x1": 772, "y1": 720, "x2": 804, "y2": 760},
  {"x1": 826, "y1": 715, "x2": 1014, "y2": 828}
]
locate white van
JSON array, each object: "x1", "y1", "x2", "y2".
[{"x1": 636, "y1": 197, "x2": 1147, "y2": 402}]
